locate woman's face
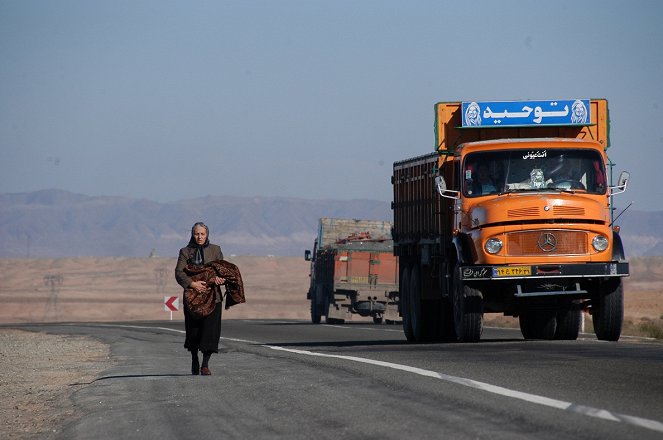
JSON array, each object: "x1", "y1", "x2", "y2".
[{"x1": 193, "y1": 226, "x2": 208, "y2": 245}]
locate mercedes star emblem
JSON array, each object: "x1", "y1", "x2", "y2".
[{"x1": 537, "y1": 232, "x2": 557, "y2": 252}]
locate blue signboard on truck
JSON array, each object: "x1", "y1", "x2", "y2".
[{"x1": 461, "y1": 99, "x2": 591, "y2": 127}]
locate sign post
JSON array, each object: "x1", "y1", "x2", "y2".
[{"x1": 164, "y1": 295, "x2": 179, "y2": 321}]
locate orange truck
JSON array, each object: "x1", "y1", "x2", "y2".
[
  {"x1": 392, "y1": 99, "x2": 630, "y2": 342},
  {"x1": 305, "y1": 218, "x2": 400, "y2": 324}
]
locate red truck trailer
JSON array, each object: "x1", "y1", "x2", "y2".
[
  {"x1": 305, "y1": 218, "x2": 400, "y2": 324},
  {"x1": 392, "y1": 99, "x2": 630, "y2": 342}
]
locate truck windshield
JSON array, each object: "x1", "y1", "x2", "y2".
[{"x1": 462, "y1": 148, "x2": 607, "y2": 197}]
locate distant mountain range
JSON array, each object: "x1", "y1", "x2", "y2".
[
  {"x1": 0, "y1": 189, "x2": 391, "y2": 258},
  {"x1": 0, "y1": 189, "x2": 660, "y2": 258}
]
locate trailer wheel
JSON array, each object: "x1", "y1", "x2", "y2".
[
  {"x1": 400, "y1": 266, "x2": 414, "y2": 342},
  {"x1": 310, "y1": 285, "x2": 323, "y2": 324},
  {"x1": 519, "y1": 311, "x2": 556, "y2": 340},
  {"x1": 592, "y1": 278, "x2": 623, "y2": 341},
  {"x1": 373, "y1": 316, "x2": 383, "y2": 324},
  {"x1": 452, "y1": 267, "x2": 483, "y2": 342},
  {"x1": 554, "y1": 309, "x2": 581, "y2": 340}
]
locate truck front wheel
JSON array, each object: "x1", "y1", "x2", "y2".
[
  {"x1": 592, "y1": 278, "x2": 624, "y2": 342},
  {"x1": 310, "y1": 285, "x2": 323, "y2": 324},
  {"x1": 452, "y1": 267, "x2": 483, "y2": 342}
]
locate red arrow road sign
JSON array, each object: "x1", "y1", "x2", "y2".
[{"x1": 164, "y1": 296, "x2": 179, "y2": 312}]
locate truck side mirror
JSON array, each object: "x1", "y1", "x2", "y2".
[
  {"x1": 618, "y1": 171, "x2": 630, "y2": 188},
  {"x1": 435, "y1": 175, "x2": 447, "y2": 192},
  {"x1": 610, "y1": 171, "x2": 630, "y2": 195},
  {"x1": 435, "y1": 175, "x2": 460, "y2": 200},
  {"x1": 304, "y1": 250, "x2": 311, "y2": 261}
]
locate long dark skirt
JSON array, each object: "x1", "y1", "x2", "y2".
[{"x1": 183, "y1": 300, "x2": 223, "y2": 353}]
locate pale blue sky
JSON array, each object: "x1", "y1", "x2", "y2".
[{"x1": 1, "y1": 0, "x2": 662, "y2": 210}]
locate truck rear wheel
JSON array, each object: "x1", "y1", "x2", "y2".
[
  {"x1": 409, "y1": 266, "x2": 424, "y2": 342},
  {"x1": 554, "y1": 309, "x2": 581, "y2": 340},
  {"x1": 452, "y1": 267, "x2": 483, "y2": 342},
  {"x1": 437, "y1": 299, "x2": 456, "y2": 342},
  {"x1": 592, "y1": 278, "x2": 623, "y2": 341},
  {"x1": 400, "y1": 266, "x2": 414, "y2": 342},
  {"x1": 410, "y1": 265, "x2": 453, "y2": 342}
]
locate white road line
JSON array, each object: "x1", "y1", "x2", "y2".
[
  {"x1": 264, "y1": 347, "x2": 663, "y2": 434},
  {"x1": 86, "y1": 323, "x2": 663, "y2": 434}
]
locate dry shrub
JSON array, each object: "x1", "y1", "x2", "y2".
[{"x1": 637, "y1": 318, "x2": 663, "y2": 339}]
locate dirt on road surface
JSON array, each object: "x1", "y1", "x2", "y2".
[{"x1": 0, "y1": 329, "x2": 112, "y2": 439}]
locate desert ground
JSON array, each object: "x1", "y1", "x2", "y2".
[
  {"x1": 0, "y1": 256, "x2": 313, "y2": 324},
  {"x1": 0, "y1": 255, "x2": 661, "y2": 326}
]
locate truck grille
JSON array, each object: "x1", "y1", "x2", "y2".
[{"x1": 505, "y1": 230, "x2": 588, "y2": 256}]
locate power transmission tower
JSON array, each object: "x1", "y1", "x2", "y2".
[
  {"x1": 154, "y1": 267, "x2": 168, "y2": 294},
  {"x1": 43, "y1": 273, "x2": 63, "y2": 321}
]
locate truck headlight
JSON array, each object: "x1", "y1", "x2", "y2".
[
  {"x1": 485, "y1": 238, "x2": 503, "y2": 254},
  {"x1": 592, "y1": 235, "x2": 609, "y2": 251}
]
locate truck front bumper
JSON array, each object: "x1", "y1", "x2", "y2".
[
  {"x1": 460, "y1": 262, "x2": 629, "y2": 282},
  {"x1": 460, "y1": 262, "x2": 629, "y2": 300}
]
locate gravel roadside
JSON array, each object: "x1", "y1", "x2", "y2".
[{"x1": 0, "y1": 329, "x2": 113, "y2": 440}]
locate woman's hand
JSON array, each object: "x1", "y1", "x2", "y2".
[
  {"x1": 212, "y1": 276, "x2": 226, "y2": 286},
  {"x1": 190, "y1": 280, "x2": 207, "y2": 293}
]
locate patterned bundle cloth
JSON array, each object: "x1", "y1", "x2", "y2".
[{"x1": 184, "y1": 260, "x2": 246, "y2": 317}]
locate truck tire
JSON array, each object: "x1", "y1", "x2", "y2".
[
  {"x1": 592, "y1": 278, "x2": 624, "y2": 341},
  {"x1": 452, "y1": 267, "x2": 483, "y2": 342},
  {"x1": 409, "y1": 266, "x2": 424, "y2": 342},
  {"x1": 410, "y1": 265, "x2": 452, "y2": 342},
  {"x1": 437, "y1": 299, "x2": 456, "y2": 342},
  {"x1": 419, "y1": 299, "x2": 455, "y2": 342},
  {"x1": 519, "y1": 311, "x2": 556, "y2": 340},
  {"x1": 554, "y1": 309, "x2": 581, "y2": 340},
  {"x1": 400, "y1": 266, "x2": 414, "y2": 342},
  {"x1": 310, "y1": 285, "x2": 323, "y2": 324}
]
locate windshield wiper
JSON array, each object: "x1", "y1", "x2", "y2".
[
  {"x1": 500, "y1": 187, "x2": 575, "y2": 195},
  {"x1": 547, "y1": 185, "x2": 578, "y2": 194}
]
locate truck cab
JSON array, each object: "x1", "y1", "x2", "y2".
[{"x1": 457, "y1": 138, "x2": 623, "y2": 265}]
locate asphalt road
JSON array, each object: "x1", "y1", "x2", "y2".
[{"x1": 21, "y1": 320, "x2": 663, "y2": 440}]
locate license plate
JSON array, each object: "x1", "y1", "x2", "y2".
[{"x1": 493, "y1": 266, "x2": 532, "y2": 277}]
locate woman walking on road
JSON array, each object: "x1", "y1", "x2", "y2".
[{"x1": 175, "y1": 222, "x2": 225, "y2": 376}]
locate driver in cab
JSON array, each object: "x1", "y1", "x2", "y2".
[{"x1": 471, "y1": 163, "x2": 497, "y2": 195}]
